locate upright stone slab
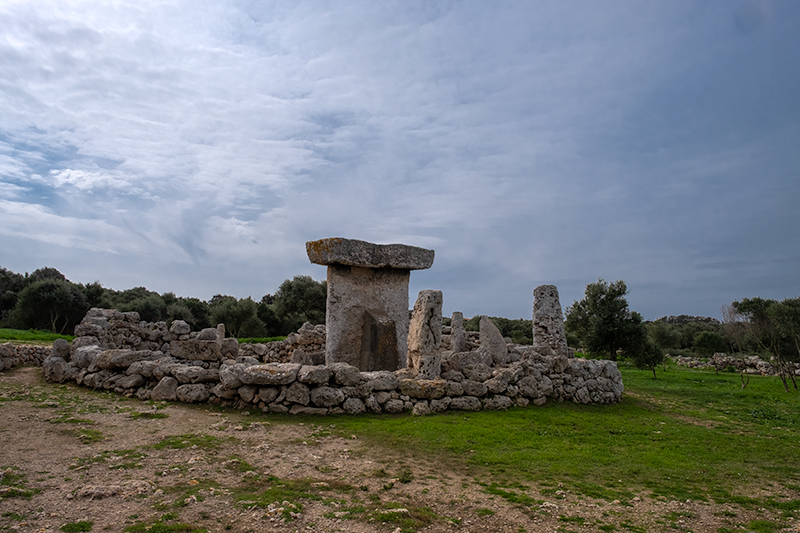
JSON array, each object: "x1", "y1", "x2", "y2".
[
  {"x1": 408, "y1": 290, "x2": 443, "y2": 379},
  {"x1": 450, "y1": 311, "x2": 467, "y2": 353},
  {"x1": 480, "y1": 316, "x2": 509, "y2": 366},
  {"x1": 532, "y1": 284, "x2": 569, "y2": 357},
  {"x1": 306, "y1": 238, "x2": 434, "y2": 371}
]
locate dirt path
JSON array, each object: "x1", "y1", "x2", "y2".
[{"x1": 0, "y1": 366, "x2": 789, "y2": 533}]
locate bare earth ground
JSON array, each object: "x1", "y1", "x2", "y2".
[{"x1": 0, "y1": 366, "x2": 796, "y2": 533}]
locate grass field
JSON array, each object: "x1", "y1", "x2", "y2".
[
  {"x1": 0, "y1": 328, "x2": 73, "y2": 344},
  {"x1": 325, "y1": 363, "x2": 800, "y2": 511}
]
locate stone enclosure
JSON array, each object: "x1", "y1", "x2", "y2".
[{"x1": 38, "y1": 238, "x2": 623, "y2": 415}]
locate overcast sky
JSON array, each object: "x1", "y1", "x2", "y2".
[{"x1": 1, "y1": 0, "x2": 798, "y2": 321}]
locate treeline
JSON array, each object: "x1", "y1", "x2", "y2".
[
  {"x1": 0, "y1": 266, "x2": 326, "y2": 338},
  {"x1": 564, "y1": 278, "x2": 800, "y2": 388}
]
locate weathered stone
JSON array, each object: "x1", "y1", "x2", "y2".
[
  {"x1": 482, "y1": 395, "x2": 513, "y2": 410},
  {"x1": 445, "y1": 380, "x2": 464, "y2": 397},
  {"x1": 460, "y1": 379, "x2": 488, "y2": 397},
  {"x1": 43, "y1": 357, "x2": 70, "y2": 383},
  {"x1": 374, "y1": 391, "x2": 391, "y2": 404},
  {"x1": 362, "y1": 371, "x2": 399, "y2": 391},
  {"x1": 210, "y1": 383, "x2": 238, "y2": 400},
  {"x1": 310, "y1": 386, "x2": 346, "y2": 407},
  {"x1": 177, "y1": 384, "x2": 210, "y2": 403},
  {"x1": 73, "y1": 346, "x2": 101, "y2": 369},
  {"x1": 532, "y1": 285, "x2": 569, "y2": 357},
  {"x1": 197, "y1": 328, "x2": 218, "y2": 341},
  {"x1": 220, "y1": 338, "x2": 239, "y2": 359},
  {"x1": 238, "y1": 385, "x2": 259, "y2": 403},
  {"x1": 297, "y1": 365, "x2": 332, "y2": 384},
  {"x1": 442, "y1": 350, "x2": 492, "y2": 373},
  {"x1": 172, "y1": 366, "x2": 219, "y2": 384},
  {"x1": 329, "y1": 362, "x2": 362, "y2": 386},
  {"x1": 364, "y1": 395, "x2": 382, "y2": 413},
  {"x1": 151, "y1": 377, "x2": 178, "y2": 401},
  {"x1": 412, "y1": 401, "x2": 431, "y2": 416},
  {"x1": 384, "y1": 399, "x2": 405, "y2": 413},
  {"x1": 449, "y1": 396, "x2": 481, "y2": 411},
  {"x1": 116, "y1": 374, "x2": 145, "y2": 389},
  {"x1": 306, "y1": 238, "x2": 434, "y2": 270},
  {"x1": 408, "y1": 290, "x2": 443, "y2": 377},
  {"x1": 450, "y1": 312, "x2": 467, "y2": 353},
  {"x1": 170, "y1": 320, "x2": 191, "y2": 335},
  {"x1": 258, "y1": 387, "x2": 279, "y2": 403},
  {"x1": 343, "y1": 397, "x2": 366, "y2": 414},
  {"x1": 52, "y1": 338, "x2": 70, "y2": 359},
  {"x1": 238, "y1": 363, "x2": 301, "y2": 385},
  {"x1": 285, "y1": 382, "x2": 310, "y2": 405},
  {"x1": 219, "y1": 363, "x2": 243, "y2": 388},
  {"x1": 399, "y1": 378, "x2": 447, "y2": 399},
  {"x1": 462, "y1": 363, "x2": 493, "y2": 382},
  {"x1": 480, "y1": 317, "x2": 509, "y2": 366},
  {"x1": 96, "y1": 349, "x2": 160, "y2": 370},
  {"x1": 430, "y1": 397, "x2": 451, "y2": 412},
  {"x1": 169, "y1": 340, "x2": 221, "y2": 361}
]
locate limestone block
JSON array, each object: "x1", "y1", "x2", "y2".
[
  {"x1": 210, "y1": 383, "x2": 238, "y2": 400},
  {"x1": 532, "y1": 285, "x2": 569, "y2": 357},
  {"x1": 364, "y1": 395, "x2": 382, "y2": 413},
  {"x1": 73, "y1": 346, "x2": 101, "y2": 369},
  {"x1": 151, "y1": 377, "x2": 178, "y2": 401},
  {"x1": 52, "y1": 338, "x2": 70, "y2": 359},
  {"x1": 117, "y1": 374, "x2": 144, "y2": 389},
  {"x1": 399, "y1": 378, "x2": 447, "y2": 400},
  {"x1": 43, "y1": 357, "x2": 69, "y2": 383},
  {"x1": 462, "y1": 363, "x2": 492, "y2": 382},
  {"x1": 450, "y1": 312, "x2": 467, "y2": 353},
  {"x1": 361, "y1": 371, "x2": 399, "y2": 391},
  {"x1": 310, "y1": 386, "x2": 346, "y2": 407},
  {"x1": 297, "y1": 365, "x2": 332, "y2": 384},
  {"x1": 170, "y1": 340, "x2": 221, "y2": 361},
  {"x1": 258, "y1": 387, "x2": 279, "y2": 403},
  {"x1": 285, "y1": 382, "x2": 310, "y2": 405},
  {"x1": 430, "y1": 397, "x2": 451, "y2": 412},
  {"x1": 172, "y1": 366, "x2": 219, "y2": 384},
  {"x1": 197, "y1": 328, "x2": 218, "y2": 340},
  {"x1": 238, "y1": 363, "x2": 301, "y2": 385},
  {"x1": 219, "y1": 364, "x2": 243, "y2": 388},
  {"x1": 482, "y1": 395, "x2": 513, "y2": 410},
  {"x1": 238, "y1": 385, "x2": 258, "y2": 403},
  {"x1": 177, "y1": 384, "x2": 210, "y2": 403},
  {"x1": 412, "y1": 401, "x2": 431, "y2": 416},
  {"x1": 170, "y1": 320, "x2": 191, "y2": 335},
  {"x1": 445, "y1": 380, "x2": 463, "y2": 397},
  {"x1": 384, "y1": 399, "x2": 405, "y2": 413},
  {"x1": 480, "y1": 317, "x2": 509, "y2": 366},
  {"x1": 343, "y1": 397, "x2": 366, "y2": 414},
  {"x1": 442, "y1": 350, "x2": 492, "y2": 373},
  {"x1": 460, "y1": 379, "x2": 488, "y2": 397},
  {"x1": 408, "y1": 290, "x2": 443, "y2": 359},
  {"x1": 449, "y1": 396, "x2": 481, "y2": 411},
  {"x1": 289, "y1": 405, "x2": 328, "y2": 415},
  {"x1": 306, "y1": 238, "x2": 434, "y2": 270},
  {"x1": 329, "y1": 362, "x2": 362, "y2": 386}
]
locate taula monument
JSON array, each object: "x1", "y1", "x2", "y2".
[
  {"x1": 306, "y1": 237, "x2": 434, "y2": 372},
  {"x1": 35, "y1": 237, "x2": 624, "y2": 416}
]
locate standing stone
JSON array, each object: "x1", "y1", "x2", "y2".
[
  {"x1": 532, "y1": 285, "x2": 569, "y2": 357},
  {"x1": 479, "y1": 316, "x2": 509, "y2": 366},
  {"x1": 408, "y1": 290, "x2": 443, "y2": 379},
  {"x1": 306, "y1": 238, "x2": 434, "y2": 371},
  {"x1": 450, "y1": 311, "x2": 467, "y2": 353}
]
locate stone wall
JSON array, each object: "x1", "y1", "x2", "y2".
[
  {"x1": 0, "y1": 343, "x2": 51, "y2": 371},
  {"x1": 40, "y1": 308, "x2": 623, "y2": 415},
  {"x1": 670, "y1": 353, "x2": 800, "y2": 376}
]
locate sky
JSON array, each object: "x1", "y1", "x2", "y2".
[{"x1": 1, "y1": 0, "x2": 799, "y2": 321}]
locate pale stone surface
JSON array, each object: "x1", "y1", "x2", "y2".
[
  {"x1": 170, "y1": 320, "x2": 191, "y2": 335},
  {"x1": 450, "y1": 312, "x2": 467, "y2": 353},
  {"x1": 306, "y1": 238, "x2": 434, "y2": 270},
  {"x1": 169, "y1": 340, "x2": 221, "y2": 361},
  {"x1": 408, "y1": 290, "x2": 443, "y2": 378},
  {"x1": 532, "y1": 285, "x2": 569, "y2": 357},
  {"x1": 151, "y1": 377, "x2": 178, "y2": 401},
  {"x1": 479, "y1": 316, "x2": 509, "y2": 365},
  {"x1": 324, "y1": 265, "x2": 410, "y2": 370}
]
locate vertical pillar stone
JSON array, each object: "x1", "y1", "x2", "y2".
[
  {"x1": 408, "y1": 290, "x2": 443, "y2": 379},
  {"x1": 532, "y1": 284, "x2": 569, "y2": 357},
  {"x1": 306, "y1": 238, "x2": 434, "y2": 371},
  {"x1": 450, "y1": 311, "x2": 467, "y2": 353}
]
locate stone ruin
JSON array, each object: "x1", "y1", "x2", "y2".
[{"x1": 35, "y1": 238, "x2": 624, "y2": 415}]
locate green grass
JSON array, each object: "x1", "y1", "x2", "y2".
[
  {"x1": 0, "y1": 328, "x2": 73, "y2": 343},
  {"x1": 60, "y1": 521, "x2": 93, "y2": 532},
  {"x1": 319, "y1": 364, "x2": 800, "y2": 504}
]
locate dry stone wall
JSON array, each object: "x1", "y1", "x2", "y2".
[
  {"x1": 0, "y1": 343, "x2": 51, "y2": 371},
  {"x1": 41, "y1": 307, "x2": 624, "y2": 415}
]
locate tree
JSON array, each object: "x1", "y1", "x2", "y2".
[
  {"x1": 209, "y1": 295, "x2": 266, "y2": 338},
  {"x1": 268, "y1": 276, "x2": 327, "y2": 335},
  {"x1": 692, "y1": 331, "x2": 728, "y2": 357},
  {"x1": 0, "y1": 267, "x2": 26, "y2": 324},
  {"x1": 9, "y1": 279, "x2": 89, "y2": 334},
  {"x1": 733, "y1": 297, "x2": 800, "y2": 392},
  {"x1": 565, "y1": 279, "x2": 649, "y2": 361}
]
